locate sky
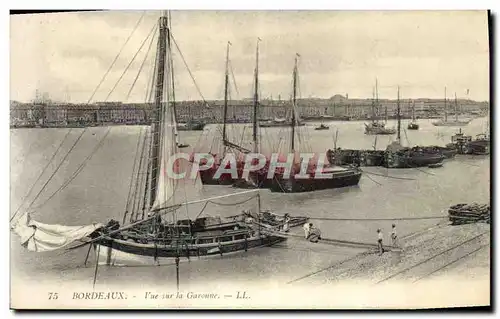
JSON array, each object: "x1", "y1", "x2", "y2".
[{"x1": 10, "y1": 10, "x2": 490, "y2": 103}]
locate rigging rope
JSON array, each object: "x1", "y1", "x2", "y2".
[
  {"x1": 363, "y1": 172, "x2": 383, "y2": 186},
  {"x1": 229, "y1": 60, "x2": 240, "y2": 98},
  {"x1": 193, "y1": 194, "x2": 259, "y2": 220},
  {"x1": 126, "y1": 24, "x2": 159, "y2": 101},
  {"x1": 124, "y1": 127, "x2": 144, "y2": 212},
  {"x1": 360, "y1": 169, "x2": 416, "y2": 181},
  {"x1": 130, "y1": 127, "x2": 149, "y2": 218},
  {"x1": 10, "y1": 128, "x2": 73, "y2": 222},
  {"x1": 13, "y1": 129, "x2": 88, "y2": 222},
  {"x1": 32, "y1": 128, "x2": 112, "y2": 211},
  {"x1": 86, "y1": 11, "x2": 146, "y2": 104},
  {"x1": 402, "y1": 128, "x2": 436, "y2": 176},
  {"x1": 11, "y1": 12, "x2": 154, "y2": 225},
  {"x1": 170, "y1": 34, "x2": 209, "y2": 106}
]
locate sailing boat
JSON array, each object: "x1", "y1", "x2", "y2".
[
  {"x1": 407, "y1": 100, "x2": 419, "y2": 130},
  {"x1": 314, "y1": 123, "x2": 329, "y2": 130},
  {"x1": 384, "y1": 87, "x2": 445, "y2": 168},
  {"x1": 467, "y1": 108, "x2": 490, "y2": 155},
  {"x1": 270, "y1": 54, "x2": 362, "y2": 193},
  {"x1": 11, "y1": 12, "x2": 286, "y2": 263},
  {"x1": 364, "y1": 79, "x2": 396, "y2": 135},
  {"x1": 176, "y1": 120, "x2": 206, "y2": 131},
  {"x1": 432, "y1": 88, "x2": 471, "y2": 126},
  {"x1": 197, "y1": 41, "x2": 242, "y2": 186},
  {"x1": 259, "y1": 88, "x2": 305, "y2": 128},
  {"x1": 199, "y1": 39, "x2": 265, "y2": 187}
]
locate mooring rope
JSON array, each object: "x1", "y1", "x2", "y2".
[{"x1": 306, "y1": 215, "x2": 449, "y2": 221}]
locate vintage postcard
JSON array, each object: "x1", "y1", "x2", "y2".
[{"x1": 9, "y1": 10, "x2": 490, "y2": 309}]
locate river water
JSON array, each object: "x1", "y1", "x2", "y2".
[{"x1": 10, "y1": 117, "x2": 490, "y2": 293}]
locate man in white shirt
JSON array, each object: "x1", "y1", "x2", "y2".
[
  {"x1": 391, "y1": 224, "x2": 398, "y2": 247},
  {"x1": 377, "y1": 229, "x2": 384, "y2": 256},
  {"x1": 303, "y1": 222, "x2": 311, "y2": 239}
]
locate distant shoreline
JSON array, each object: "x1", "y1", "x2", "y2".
[{"x1": 9, "y1": 115, "x2": 484, "y2": 130}]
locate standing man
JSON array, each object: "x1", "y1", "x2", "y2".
[
  {"x1": 282, "y1": 214, "x2": 291, "y2": 233},
  {"x1": 377, "y1": 229, "x2": 384, "y2": 256},
  {"x1": 391, "y1": 224, "x2": 398, "y2": 247}
]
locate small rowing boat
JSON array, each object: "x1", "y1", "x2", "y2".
[{"x1": 428, "y1": 162, "x2": 443, "y2": 168}]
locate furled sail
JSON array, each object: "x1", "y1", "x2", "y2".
[
  {"x1": 11, "y1": 212, "x2": 103, "y2": 252},
  {"x1": 151, "y1": 99, "x2": 203, "y2": 213}
]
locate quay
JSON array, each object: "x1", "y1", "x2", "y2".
[
  {"x1": 287, "y1": 222, "x2": 490, "y2": 287},
  {"x1": 10, "y1": 96, "x2": 488, "y2": 128}
]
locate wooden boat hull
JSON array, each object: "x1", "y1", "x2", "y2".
[
  {"x1": 407, "y1": 123, "x2": 419, "y2": 130},
  {"x1": 364, "y1": 124, "x2": 396, "y2": 135},
  {"x1": 231, "y1": 172, "x2": 274, "y2": 189},
  {"x1": 384, "y1": 152, "x2": 444, "y2": 168},
  {"x1": 199, "y1": 167, "x2": 236, "y2": 185},
  {"x1": 259, "y1": 211, "x2": 308, "y2": 228},
  {"x1": 360, "y1": 151, "x2": 385, "y2": 166},
  {"x1": 428, "y1": 163, "x2": 443, "y2": 168},
  {"x1": 177, "y1": 122, "x2": 206, "y2": 131},
  {"x1": 269, "y1": 169, "x2": 362, "y2": 193},
  {"x1": 432, "y1": 121, "x2": 470, "y2": 127},
  {"x1": 259, "y1": 122, "x2": 306, "y2": 127},
  {"x1": 420, "y1": 146, "x2": 457, "y2": 159},
  {"x1": 328, "y1": 149, "x2": 385, "y2": 167},
  {"x1": 96, "y1": 234, "x2": 285, "y2": 258},
  {"x1": 467, "y1": 139, "x2": 490, "y2": 155}
]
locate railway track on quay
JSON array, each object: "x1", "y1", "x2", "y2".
[
  {"x1": 286, "y1": 225, "x2": 490, "y2": 286},
  {"x1": 375, "y1": 230, "x2": 490, "y2": 285}
]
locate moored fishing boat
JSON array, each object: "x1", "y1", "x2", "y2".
[
  {"x1": 177, "y1": 119, "x2": 206, "y2": 131},
  {"x1": 314, "y1": 123, "x2": 329, "y2": 130},
  {"x1": 419, "y1": 145, "x2": 457, "y2": 158},
  {"x1": 445, "y1": 128, "x2": 473, "y2": 154},
  {"x1": 267, "y1": 54, "x2": 362, "y2": 193},
  {"x1": 364, "y1": 80, "x2": 396, "y2": 135},
  {"x1": 270, "y1": 165, "x2": 362, "y2": 193},
  {"x1": 432, "y1": 89, "x2": 471, "y2": 126},
  {"x1": 259, "y1": 118, "x2": 306, "y2": 127},
  {"x1": 467, "y1": 134, "x2": 490, "y2": 155},
  {"x1": 407, "y1": 100, "x2": 419, "y2": 130},
  {"x1": 11, "y1": 12, "x2": 286, "y2": 265},
  {"x1": 428, "y1": 162, "x2": 443, "y2": 168},
  {"x1": 384, "y1": 87, "x2": 445, "y2": 169}
]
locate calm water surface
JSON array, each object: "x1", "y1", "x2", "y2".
[{"x1": 10, "y1": 118, "x2": 490, "y2": 290}]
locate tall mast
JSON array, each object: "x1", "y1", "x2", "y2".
[
  {"x1": 149, "y1": 12, "x2": 168, "y2": 208},
  {"x1": 291, "y1": 53, "x2": 299, "y2": 152},
  {"x1": 222, "y1": 41, "x2": 231, "y2": 155},
  {"x1": 454, "y1": 92, "x2": 458, "y2": 122},
  {"x1": 371, "y1": 87, "x2": 375, "y2": 122},
  {"x1": 252, "y1": 38, "x2": 261, "y2": 153},
  {"x1": 397, "y1": 86, "x2": 401, "y2": 143},
  {"x1": 375, "y1": 78, "x2": 380, "y2": 120},
  {"x1": 444, "y1": 86, "x2": 448, "y2": 122},
  {"x1": 412, "y1": 100, "x2": 416, "y2": 121}
]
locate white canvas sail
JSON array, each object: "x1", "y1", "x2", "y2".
[{"x1": 11, "y1": 212, "x2": 103, "y2": 252}]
